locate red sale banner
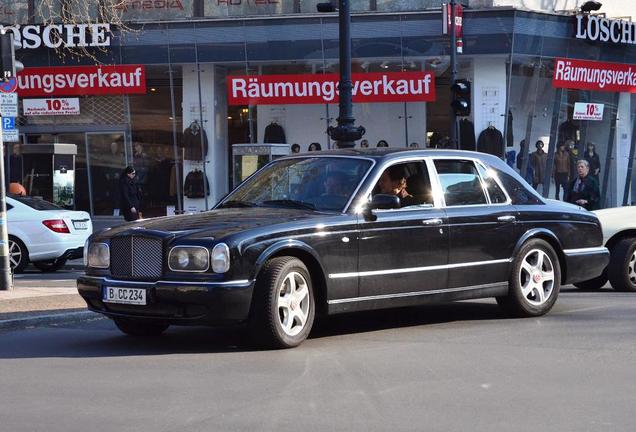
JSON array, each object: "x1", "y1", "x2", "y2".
[
  {"x1": 227, "y1": 72, "x2": 436, "y2": 105},
  {"x1": 552, "y1": 58, "x2": 636, "y2": 93},
  {"x1": 17, "y1": 65, "x2": 146, "y2": 97}
]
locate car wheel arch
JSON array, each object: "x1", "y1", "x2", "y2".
[
  {"x1": 605, "y1": 230, "x2": 636, "y2": 252},
  {"x1": 253, "y1": 240, "x2": 328, "y2": 316},
  {"x1": 513, "y1": 229, "x2": 567, "y2": 284}
]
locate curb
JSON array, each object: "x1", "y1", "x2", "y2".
[{"x1": 0, "y1": 310, "x2": 103, "y2": 332}]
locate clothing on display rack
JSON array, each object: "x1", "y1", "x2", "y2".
[
  {"x1": 264, "y1": 121, "x2": 287, "y2": 143},
  {"x1": 506, "y1": 110, "x2": 514, "y2": 147},
  {"x1": 459, "y1": 119, "x2": 476, "y2": 151},
  {"x1": 505, "y1": 150, "x2": 516, "y2": 168},
  {"x1": 477, "y1": 125, "x2": 504, "y2": 157},
  {"x1": 184, "y1": 169, "x2": 210, "y2": 198},
  {"x1": 182, "y1": 120, "x2": 209, "y2": 161}
]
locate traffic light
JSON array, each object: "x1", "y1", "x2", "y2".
[
  {"x1": 451, "y1": 79, "x2": 471, "y2": 117},
  {"x1": 0, "y1": 29, "x2": 24, "y2": 82}
]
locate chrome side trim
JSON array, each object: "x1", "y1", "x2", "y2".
[
  {"x1": 328, "y1": 281, "x2": 507, "y2": 305},
  {"x1": 328, "y1": 258, "x2": 512, "y2": 279},
  {"x1": 563, "y1": 246, "x2": 609, "y2": 256},
  {"x1": 80, "y1": 276, "x2": 252, "y2": 287}
]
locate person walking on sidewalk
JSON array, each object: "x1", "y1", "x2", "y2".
[
  {"x1": 119, "y1": 166, "x2": 143, "y2": 222},
  {"x1": 553, "y1": 142, "x2": 571, "y2": 200}
]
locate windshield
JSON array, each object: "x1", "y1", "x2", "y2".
[{"x1": 221, "y1": 157, "x2": 373, "y2": 212}]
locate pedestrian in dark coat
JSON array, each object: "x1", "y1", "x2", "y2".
[
  {"x1": 119, "y1": 166, "x2": 143, "y2": 221},
  {"x1": 584, "y1": 142, "x2": 601, "y2": 181},
  {"x1": 565, "y1": 159, "x2": 600, "y2": 211}
]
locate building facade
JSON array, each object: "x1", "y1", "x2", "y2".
[{"x1": 2, "y1": 0, "x2": 636, "y2": 217}]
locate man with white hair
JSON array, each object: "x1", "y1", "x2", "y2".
[{"x1": 564, "y1": 159, "x2": 600, "y2": 210}]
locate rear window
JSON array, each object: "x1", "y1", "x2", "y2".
[{"x1": 10, "y1": 195, "x2": 63, "y2": 211}]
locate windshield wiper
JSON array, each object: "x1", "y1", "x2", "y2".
[
  {"x1": 262, "y1": 199, "x2": 316, "y2": 210},
  {"x1": 219, "y1": 200, "x2": 258, "y2": 208}
]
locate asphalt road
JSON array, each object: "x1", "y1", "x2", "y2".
[{"x1": 1, "y1": 288, "x2": 635, "y2": 432}]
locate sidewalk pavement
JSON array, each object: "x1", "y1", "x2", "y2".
[{"x1": 0, "y1": 268, "x2": 99, "y2": 331}]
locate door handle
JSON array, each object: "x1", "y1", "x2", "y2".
[
  {"x1": 422, "y1": 218, "x2": 443, "y2": 226},
  {"x1": 497, "y1": 215, "x2": 516, "y2": 223}
]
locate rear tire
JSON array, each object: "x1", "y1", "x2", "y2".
[
  {"x1": 497, "y1": 239, "x2": 561, "y2": 317},
  {"x1": 574, "y1": 270, "x2": 608, "y2": 290},
  {"x1": 249, "y1": 256, "x2": 315, "y2": 349},
  {"x1": 8, "y1": 236, "x2": 29, "y2": 274},
  {"x1": 33, "y1": 258, "x2": 67, "y2": 273},
  {"x1": 113, "y1": 317, "x2": 169, "y2": 337},
  {"x1": 607, "y1": 238, "x2": 636, "y2": 292}
]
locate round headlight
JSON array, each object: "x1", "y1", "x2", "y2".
[{"x1": 175, "y1": 250, "x2": 190, "y2": 268}]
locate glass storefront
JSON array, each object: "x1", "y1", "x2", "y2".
[{"x1": 6, "y1": 8, "x2": 636, "y2": 219}]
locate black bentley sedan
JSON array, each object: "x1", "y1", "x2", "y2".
[{"x1": 78, "y1": 149, "x2": 609, "y2": 348}]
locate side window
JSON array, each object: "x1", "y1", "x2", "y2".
[
  {"x1": 495, "y1": 169, "x2": 543, "y2": 205},
  {"x1": 434, "y1": 160, "x2": 488, "y2": 206},
  {"x1": 476, "y1": 164, "x2": 508, "y2": 204},
  {"x1": 373, "y1": 161, "x2": 433, "y2": 208}
]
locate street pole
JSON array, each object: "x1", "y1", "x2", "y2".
[
  {"x1": 324, "y1": 0, "x2": 365, "y2": 148},
  {"x1": 0, "y1": 124, "x2": 12, "y2": 291},
  {"x1": 449, "y1": 0, "x2": 458, "y2": 148}
]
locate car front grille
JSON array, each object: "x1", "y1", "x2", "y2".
[{"x1": 110, "y1": 236, "x2": 163, "y2": 280}]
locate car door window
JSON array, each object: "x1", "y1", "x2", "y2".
[
  {"x1": 373, "y1": 161, "x2": 433, "y2": 208},
  {"x1": 434, "y1": 160, "x2": 488, "y2": 206}
]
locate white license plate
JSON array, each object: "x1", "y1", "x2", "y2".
[
  {"x1": 103, "y1": 287, "x2": 147, "y2": 305},
  {"x1": 73, "y1": 220, "x2": 88, "y2": 230}
]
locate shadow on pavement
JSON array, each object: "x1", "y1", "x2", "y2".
[{"x1": 0, "y1": 300, "x2": 505, "y2": 359}]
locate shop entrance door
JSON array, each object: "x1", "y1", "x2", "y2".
[{"x1": 86, "y1": 132, "x2": 127, "y2": 216}]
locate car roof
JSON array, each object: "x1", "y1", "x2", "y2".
[{"x1": 289, "y1": 148, "x2": 505, "y2": 164}]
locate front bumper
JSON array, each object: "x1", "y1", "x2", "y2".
[
  {"x1": 77, "y1": 276, "x2": 255, "y2": 325},
  {"x1": 563, "y1": 246, "x2": 610, "y2": 284}
]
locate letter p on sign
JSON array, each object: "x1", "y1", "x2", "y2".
[{"x1": 2, "y1": 116, "x2": 14, "y2": 130}]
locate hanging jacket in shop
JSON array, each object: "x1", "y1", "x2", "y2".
[
  {"x1": 477, "y1": 126, "x2": 504, "y2": 157},
  {"x1": 459, "y1": 119, "x2": 476, "y2": 151},
  {"x1": 264, "y1": 122, "x2": 286, "y2": 143},
  {"x1": 182, "y1": 122, "x2": 209, "y2": 161},
  {"x1": 506, "y1": 110, "x2": 514, "y2": 147},
  {"x1": 184, "y1": 169, "x2": 210, "y2": 198}
]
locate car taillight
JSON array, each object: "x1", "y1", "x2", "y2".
[{"x1": 43, "y1": 219, "x2": 70, "y2": 234}]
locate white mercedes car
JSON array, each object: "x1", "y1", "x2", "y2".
[
  {"x1": 7, "y1": 195, "x2": 92, "y2": 273},
  {"x1": 575, "y1": 206, "x2": 636, "y2": 291}
]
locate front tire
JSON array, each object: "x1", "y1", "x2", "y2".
[
  {"x1": 113, "y1": 317, "x2": 169, "y2": 337},
  {"x1": 8, "y1": 236, "x2": 29, "y2": 274},
  {"x1": 607, "y1": 238, "x2": 636, "y2": 292},
  {"x1": 497, "y1": 239, "x2": 561, "y2": 317},
  {"x1": 249, "y1": 257, "x2": 315, "y2": 349}
]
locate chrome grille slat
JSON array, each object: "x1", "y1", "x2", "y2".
[{"x1": 110, "y1": 236, "x2": 163, "y2": 280}]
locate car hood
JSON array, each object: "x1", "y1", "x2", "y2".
[{"x1": 96, "y1": 207, "x2": 328, "y2": 241}]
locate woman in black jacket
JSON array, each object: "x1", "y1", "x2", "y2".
[
  {"x1": 565, "y1": 159, "x2": 600, "y2": 210},
  {"x1": 584, "y1": 142, "x2": 601, "y2": 181},
  {"x1": 119, "y1": 166, "x2": 143, "y2": 221}
]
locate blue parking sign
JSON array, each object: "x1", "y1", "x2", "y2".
[{"x1": 2, "y1": 116, "x2": 15, "y2": 130}]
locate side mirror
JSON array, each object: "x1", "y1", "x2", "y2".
[
  {"x1": 370, "y1": 194, "x2": 401, "y2": 210},
  {"x1": 362, "y1": 194, "x2": 401, "y2": 221}
]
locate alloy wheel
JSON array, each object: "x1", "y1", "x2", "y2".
[
  {"x1": 519, "y1": 249, "x2": 555, "y2": 307},
  {"x1": 8, "y1": 239, "x2": 22, "y2": 270},
  {"x1": 277, "y1": 271, "x2": 310, "y2": 337}
]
